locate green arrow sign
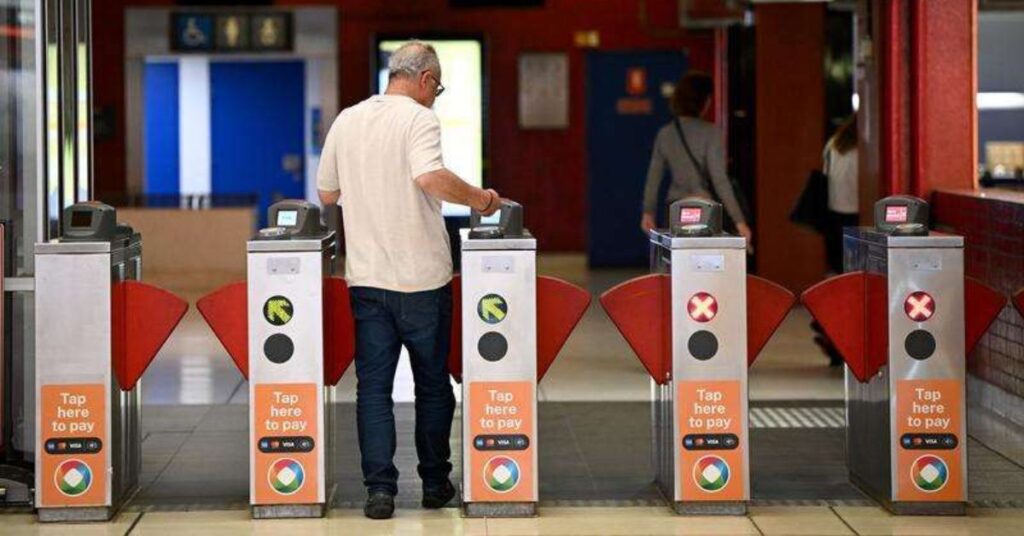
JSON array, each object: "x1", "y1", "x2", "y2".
[
  {"x1": 263, "y1": 296, "x2": 294, "y2": 326},
  {"x1": 478, "y1": 294, "x2": 508, "y2": 324}
]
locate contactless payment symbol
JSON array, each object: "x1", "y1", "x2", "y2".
[
  {"x1": 478, "y1": 294, "x2": 508, "y2": 324},
  {"x1": 483, "y1": 456, "x2": 521, "y2": 493},
  {"x1": 693, "y1": 455, "x2": 730, "y2": 493},
  {"x1": 687, "y1": 292, "x2": 718, "y2": 322},
  {"x1": 911, "y1": 455, "x2": 949, "y2": 493},
  {"x1": 54, "y1": 459, "x2": 93, "y2": 497},
  {"x1": 268, "y1": 458, "x2": 305, "y2": 495},
  {"x1": 905, "y1": 291, "x2": 935, "y2": 322},
  {"x1": 264, "y1": 295, "x2": 294, "y2": 326}
]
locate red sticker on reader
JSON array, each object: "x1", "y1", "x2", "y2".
[
  {"x1": 680, "y1": 208, "x2": 703, "y2": 224},
  {"x1": 885, "y1": 205, "x2": 908, "y2": 223}
]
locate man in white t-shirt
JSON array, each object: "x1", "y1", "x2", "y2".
[{"x1": 317, "y1": 41, "x2": 500, "y2": 520}]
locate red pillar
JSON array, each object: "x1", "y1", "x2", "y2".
[
  {"x1": 754, "y1": 3, "x2": 827, "y2": 292},
  {"x1": 859, "y1": 0, "x2": 977, "y2": 206}
]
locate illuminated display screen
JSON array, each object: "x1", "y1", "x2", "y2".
[
  {"x1": 378, "y1": 39, "x2": 483, "y2": 216},
  {"x1": 276, "y1": 210, "x2": 298, "y2": 227},
  {"x1": 679, "y1": 208, "x2": 703, "y2": 224},
  {"x1": 885, "y1": 205, "x2": 908, "y2": 223},
  {"x1": 71, "y1": 211, "x2": 93, "y2": 228}
]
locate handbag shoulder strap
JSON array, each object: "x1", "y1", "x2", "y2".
[{"x1": 672, "y1": 118, "x2": 711, "y2": 190}]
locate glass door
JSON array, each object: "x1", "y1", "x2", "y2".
[{"x1": 0, "y1": 0, "x2": 92, "y2": 492}]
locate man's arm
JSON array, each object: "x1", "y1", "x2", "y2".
[
  {"x1": 318, "y1": 189, "x2": 340, "y2": 206},
  {"x1": 414, "y1": 169, "x2": 499, "y2": 215},
  {"x1": 316, "y1": 117, "x2": 341, "y2": 207}
]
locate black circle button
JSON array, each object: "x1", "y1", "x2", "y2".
[
  {"x1": 478, "y1": 332, "x2": 509, "y2": 362},
  {"x1": 905, "y1": 330, "x2": 936, "y2": 360},
  {"x1": 264, "y1": 334, "x2": 295, "y2": 364},
  {"x1": 688, "y1": 330, "x2": 719, "y2": 361}
]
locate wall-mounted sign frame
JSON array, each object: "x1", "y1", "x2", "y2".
[
  {"x1": 171, "y1": 12, "x2": 293, "y2": 53},
  {"x1": 518, "y1": 52, "x2": 569, "y2": 129}
]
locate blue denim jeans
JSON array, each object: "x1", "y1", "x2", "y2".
[{"x1": 349, "y1": 284, "x2": 455, "y2": 496}]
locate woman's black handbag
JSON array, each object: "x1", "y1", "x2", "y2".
[
  {"x1": 789, "y1": 169, "x2": 830, "y2": 233},
  {"x1": 672, "y1": 119, "x2": 751, "y2": 232}
]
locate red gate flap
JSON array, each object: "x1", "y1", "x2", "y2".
[
  {"x1": 196, "y1": 281, "x2": 248, "y2": 379},
  {"x1": 746, "y1": 275, "x2": 796, "y2": 366},
  {"x1": 801, "y1": 272, "x2": 888, "y2": 382},
  {"x1": 112, "y1": 281, "x2": 188, "y2": 391},
  {"x1": 537, "y1": 276, "x2": 591, "y2": 382},
  {"x1": 965, "y1": 277, "x2": 1007, "y2": 357},
  {"x1": 448, "y1": 275, "x2": 463, "y2": 382},
  {"x1": 323, "y1": 277, "x2": 355, "y2": 386},
  {"x1": 599, "y1": 274, "x2": 671, "y2": 384},
  {"x1": 1015, "y1": 288, "x2": 1024, "y2": 320}
]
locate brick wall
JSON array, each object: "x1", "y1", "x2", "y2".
[{"x1": 932, "y1": 190, "x2": 1024, "y2": 398}]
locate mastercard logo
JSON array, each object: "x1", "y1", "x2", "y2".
[
  {"x1": 911, "y1": 455, "x2": 948, "y2": 493},
  {"x1": 692, "y1": 455, "x2": 730, "y2": 493},
  {"x1": 267, "y1": 458, "x2": 305, "y2": 495},
  {"x1": 483, "y1": 456, "x2": 520, "y2": 493},
  {"x1": 54, "y1": 459, "x2": 93, "y2": 497}
]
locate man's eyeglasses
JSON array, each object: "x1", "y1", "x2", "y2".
[{"x1": 427, "y1": 73, "x2": 445, "y2": 97}]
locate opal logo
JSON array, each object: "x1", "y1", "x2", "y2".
[
  {"x1": 483, "y1": 456, "x2": 520, "y2": 493},
  {"x1": 268, "y1": 458, "x2": 305, "y2": 495},
  {"x1": 911, "y1": 455, "x2": 948, "y2": 493},
  {"x1": 55, "y1": 459, "x2": 93, "y2": 497},
  {"x1": 693, "y1": 455, "x2": 730, "y2": 493}
]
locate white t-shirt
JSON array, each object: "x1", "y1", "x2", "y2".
[
  {"x1": 317, "y1": 95, "x2": 451, "y2": 293},
  {"x1": 825, "y1": 144, "x2": 858, "y2": 214}
]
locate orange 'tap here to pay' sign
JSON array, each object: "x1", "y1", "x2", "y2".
[
  {"x1": 253, "y1": 383, "x2": 319, "y2": 505},
  {"x1": 40, "y1": 384, "x2": 107, "y2": 507},
  {"x1": 468, "y1": 381, "x2": 535, "y2": 502}
]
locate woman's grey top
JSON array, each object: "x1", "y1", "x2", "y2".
[{"x1": 642, "y1": 116, "x2": 746, "y2": 225}]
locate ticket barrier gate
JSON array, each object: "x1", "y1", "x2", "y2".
[
  {"x1": 600, "y1": 199, "x2": 794, "y2": 515},
  {"x1": 198, "y1": 200, "x2": 355, "y2": 519},
  {"x1": 801, "y1": 195, "x2": 1006, "y2": 515},
  {"x1": 447, "y1": 201, "x2": 590, "y2": 517},
  {"x1": 34, "y1": 202, "x2": 188, "y2": 522}
]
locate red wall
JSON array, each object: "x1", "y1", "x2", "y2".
[
  {"x1": 753, "y1": 3, "x2": 826, "y2": 292},
  {"x1": 92, "y1": 0, "x2": 716, "y2": 251}
]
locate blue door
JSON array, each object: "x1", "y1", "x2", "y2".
[
  {"x1": 586, "y1": 51, "x2": 688, "y2": 267},
  {"x1": 143, "y1": 62, "x2": 180, "y2": 195},
  {"x1": 210, "y1": 61, "x2": 305, "y2": 224}
]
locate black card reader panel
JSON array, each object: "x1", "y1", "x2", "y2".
[
  {"x1": 469, "y1": 200, "x2": 525, "y2": 239},
  {"x1": 873, "y1": 195, "x2": 929, "y2": 236},
  {"x1": 669, "y1": 198, "x2": 723, "y2": 237},
  {"x1": 262, "y1": 199, "x2": 328, "y2": 239},
  {"x1": 60, "y1": 202, "x2": 121, "y2": 242}
]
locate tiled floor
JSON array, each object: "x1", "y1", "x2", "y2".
[{"x1": 9, "y1": 506, "x2": 1024, "y2": 535}]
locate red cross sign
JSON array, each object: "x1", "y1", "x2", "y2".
[
  {"x1": 905, "y1": 291, "x2": 935, "y2": 322},
  {"x1": 687, "y1": 292, "x2": 718, "y2": 322}
]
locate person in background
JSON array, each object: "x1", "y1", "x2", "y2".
[
  {"x1": 640, "y1": 71, "x2": 752, "y2": 243},
  {"x1": 813, "y1": 113, "x2": 859, "y2": 367},
  {"x1": 317, "y1": 41, "x2": 500, "y2": 520},
  {"x1": 821, "y1": 113, "x2": 859, "y2": 274}
]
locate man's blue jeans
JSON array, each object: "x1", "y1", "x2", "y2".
[{"x1": 349, "y1": 284, "x2": 455, "y2": 496}]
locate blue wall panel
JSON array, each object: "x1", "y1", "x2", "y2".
[
  {"x1": 586, "y1": 51, "x2": 688, "y2": 267},
  {"x1": 143, "y1": 62, "x2": 180, "y2": 195},
  {"x1": 210, "y1": 61, "x2": 305, "y2": 224}
]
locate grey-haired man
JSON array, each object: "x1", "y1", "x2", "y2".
[{"x1": 317, "y1": 41, "x2": 499, "y2": 519}]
